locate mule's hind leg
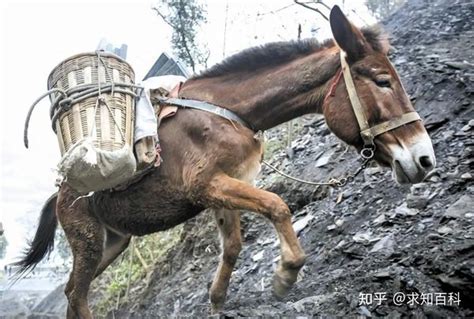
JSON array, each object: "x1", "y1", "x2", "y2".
[
  {"x1": 210, "y1": 209, "x2": 242, "y2": 313},
  {"x1": 94, "y1": 229, "x2": 131, "y2": 278},
  {"x1": 57, "y1": 190, "x2": 104, "y2": 319},
  {"x1": 205, "y1": 174, "x2": 306, "y2": 299}
]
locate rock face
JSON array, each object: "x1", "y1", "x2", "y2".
[
  {"x1": 444, "y1": 194, "x2": 473, "y2": 219},
  {"x1": 106, "y1": 0, "x2": 473, "y2": 317},
  {"x1": 35, "y1": 0, "x2": 473, "y2": 317}
]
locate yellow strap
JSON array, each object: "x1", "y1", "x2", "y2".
[
  {"x1": 361, "y1": 112, "x2": 421, "y2": 138},
  {"x1": 340, "y1": 51, "x2": 372, "y2": 145}
]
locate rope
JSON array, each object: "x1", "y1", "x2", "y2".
[
  {"x1": 97, "y1": 51, "x2": 115, "y2": 95},
  {"x1": 262, "y1": 160, "x2": 335, "y2": 186},
  {"x1": 262, "y1": 151, "x2": 373, "y2": 188},
  {"x1": 49, "y1": 85, "x2": 139, "y2": 131},
  {"x1": 101, "y1": 98, "x2": 127, "y2": 142},
  {"x1": 24, "y1": 88, "x2": 67, "y2": 148},
  {"x1": 262, "y1": 160, "x2": 340, "y2": 187},
  {"x1": 92, "y1": 51, "x2": 129, "y2": 143}
]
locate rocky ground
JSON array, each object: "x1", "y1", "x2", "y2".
[{"x1": 24, "y1": 0, "x2": 473, "y2": 317}]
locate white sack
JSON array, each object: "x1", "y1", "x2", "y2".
[
  {"x1": 134, "y1": 75, "x2": 186, "y2": 142},
  {"x1": 57, "y1": 138, "x2": 136, "y2": 193}
]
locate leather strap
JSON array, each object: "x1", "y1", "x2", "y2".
[
  {"x1": 160, "y1": 97, "x2": 251, "y2": 129},
  {"x1": 340, "y1": 51, "x2": 421, "y2": 146},
  {"x1": 362, "y1": 111, "x2": 421, "y2": 138}
]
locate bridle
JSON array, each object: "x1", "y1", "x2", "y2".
[{"x1": 337, "y1": 50, "x2": 421, "y2": 159}]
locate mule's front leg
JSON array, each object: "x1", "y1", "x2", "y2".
[
  {"x1": 210, "y1": 209, "x2": 242, "y2": 313},
  {"x1": 205, "y1": 174, "x2": 306, "y2": 299}
]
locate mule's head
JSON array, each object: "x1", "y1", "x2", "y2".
[{"x1": 323, "y1": 6, "x2": 435, "y2": 184}]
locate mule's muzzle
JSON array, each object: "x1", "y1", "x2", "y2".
[{"x1": 389, "y1": 133, "x2": 436, "y2": 184}]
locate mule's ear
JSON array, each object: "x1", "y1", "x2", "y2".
[{"x1": 330, "y1": 5, "x2": 368, "y2": 61}]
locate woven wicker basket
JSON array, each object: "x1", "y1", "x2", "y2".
[{"x1": 48, "y1": 52, "x2": 135, "y2": 155}]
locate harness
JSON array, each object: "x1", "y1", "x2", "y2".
[{"x1": 159, "y1": 97, "x2": 251, "y2": 129}]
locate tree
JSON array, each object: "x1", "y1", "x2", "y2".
[
  {"x1": 0, "y1": 236, "x2": 7, "y2": 260},
  {"x1": 152, "y1": 0, "x2": 209, "y2": 72},
  {"x1": 294, "y1": 0, "x2": 330, "y2": 21},
  {"x1": 366, "y1": 0, "x2": 405, "y2": 20}
]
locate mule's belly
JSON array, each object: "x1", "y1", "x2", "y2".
[
  {"x1": 96, "y1": 197, "x2": 203, "y2": 236},
  {"x1": 105, "y1": 205, "x2": 202, "y2": 236},
  {"x1": 91, "y1": 177, "x2": 204, "y2": 236}
]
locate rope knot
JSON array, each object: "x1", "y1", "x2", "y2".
[
  {"x1": 97, "y1": 95, "x2": 106, "y2": 103},
  {"x1": 59, "y1": 98, "x2": 73, "y2": 111}
]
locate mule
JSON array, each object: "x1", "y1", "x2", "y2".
[{"x1": 16, "y1": 6, "x2": 435, "y2": 318}]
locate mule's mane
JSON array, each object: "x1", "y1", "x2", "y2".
[
  {"x1": 194, "y1": 38, "x2": 333, "y2": 79},
  {"x1": 194, "y1": 26, "x2": 387, "y2": 79}
]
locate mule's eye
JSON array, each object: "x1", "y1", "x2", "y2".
[{"x1": 374, "y1": 78, "x2": 391, "y2": 88}]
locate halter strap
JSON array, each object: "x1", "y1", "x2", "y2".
[
  {"x1": 361, "y1": 111, "x2": 420, "y2": 139},
  {"x1": 339, "y1": 51, "x2": 421, "y2": 147}
]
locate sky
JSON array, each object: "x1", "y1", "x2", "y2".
[{"x1": 0, "y1": 0, "x2": 376, "y2": 267}]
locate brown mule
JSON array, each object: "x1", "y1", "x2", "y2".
[{"x1": 16, "y1": 6, "x2": 435, "y2": 318}]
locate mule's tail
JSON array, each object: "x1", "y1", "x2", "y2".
[{"x1": 13, "y1": 192, "x2": 58, "y2": 278}]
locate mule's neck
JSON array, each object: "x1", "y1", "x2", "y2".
[{"x1": 180, "y1": 47, "x2": 340, "y2": 131}]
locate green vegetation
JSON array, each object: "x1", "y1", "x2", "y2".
[
  {"x1": 92, "y1": 226, "x2": 183, "y2": 316},
  {"x1": 263, "y1": 119, "x2": 308, "y2": 160},
  {"x1": 263, "y1": 137, "x2": 286, "y2": 160}
]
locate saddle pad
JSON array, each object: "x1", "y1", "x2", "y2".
[{"x1": 158, "y1": 105, "x2": 178, "y2": 124}]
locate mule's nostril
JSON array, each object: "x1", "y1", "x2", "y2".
[{"x1": 419, "y1": 156, "x2": 433, "y2": 169}]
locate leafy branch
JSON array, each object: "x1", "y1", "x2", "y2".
[{"x1": 152, "y1": 0, "x2": 209, "y2": 72}]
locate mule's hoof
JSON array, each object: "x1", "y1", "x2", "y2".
[
  {"x1": 272, "y1": 273, "x2": 293, "y2": 300},
  {"x1": 210, "y1": 302, "x2": 223, "y2": 315}
]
